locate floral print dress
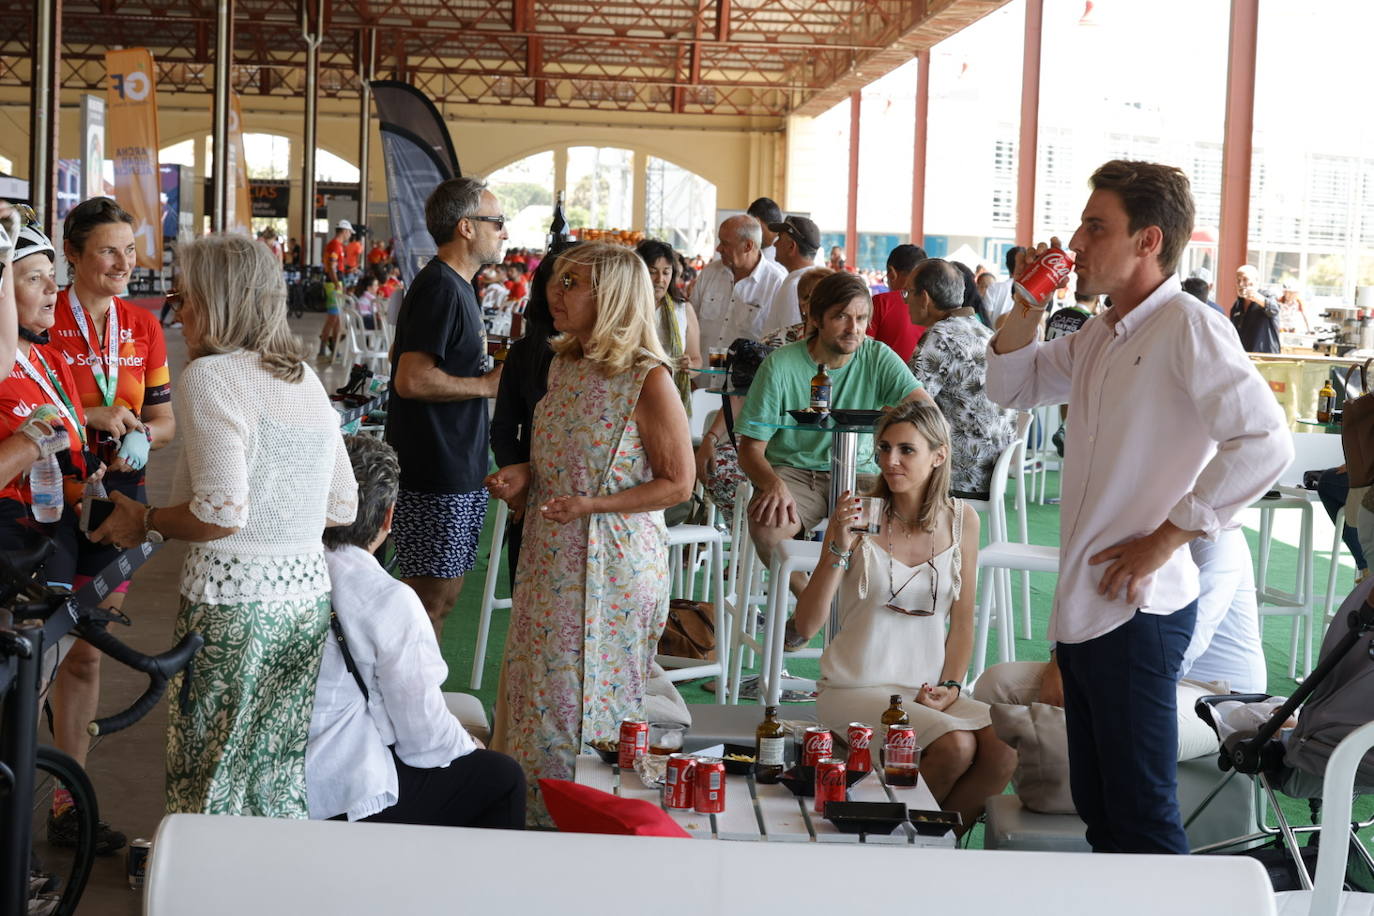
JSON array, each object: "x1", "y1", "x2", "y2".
[{"x1": 493, "y1": 354, "x2": 670, "y2": 826}]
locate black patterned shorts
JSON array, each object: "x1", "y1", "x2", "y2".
[{"x1": 392, "y1": 488, "x2": 488, "y2": 579}]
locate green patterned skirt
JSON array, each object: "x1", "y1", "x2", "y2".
[{"x1": 165, "y1": 593, "x2": 330, "y2": 817}]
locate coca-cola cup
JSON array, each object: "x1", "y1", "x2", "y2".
[{"x1": 1014, "y1": 246, "x2": 1074, "y2": 306}]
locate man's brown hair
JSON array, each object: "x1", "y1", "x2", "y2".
[
  {"x1": 1088, "y1": 160, "x2": 1195, "y2": 275},
  {"x1": 808, "y1": 270, "x2": 870, "y2": 327}
]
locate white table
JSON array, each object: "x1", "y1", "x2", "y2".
[{"x1": 574, "y1": 754, "x2": 955, "y2": 848}]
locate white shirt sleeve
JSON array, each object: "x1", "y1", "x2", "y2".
[
  {"x1": 369, "y1": 584, "x2": 477, "y2": 768},
  {"x1": 1166, "y1": 316, "x2": 1294, "y2": 539},
  {"x1": 179, "y1": 364, "x2": 251, "y2": 529},
  {"x1": 984, "y1": 331, "x2": 1076, "y2": 410}
]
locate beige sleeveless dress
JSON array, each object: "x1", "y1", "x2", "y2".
[{"x1": 816, "y1": 499, "x2": 991, "y2": 748}]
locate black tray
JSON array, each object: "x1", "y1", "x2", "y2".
[
  {"x1": 721, "y1": 743, "x2": 757, "y2": 776},
  {"x1": 824, "y1": 801, "x2": 909, "y2": 835},
  {"x1": 830, "y1": 408, "x2": 883, "y2": 427},
  {"x1": 777, "y1": 766, "x2": 869, "y2": 798},
  {"x1": 907, "y1": 809, "x2": 961, "y2": 836}
]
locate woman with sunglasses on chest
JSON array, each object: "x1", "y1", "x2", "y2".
[{"x1": 791, "y1": 400, "x2": 1014, "y2": 835}]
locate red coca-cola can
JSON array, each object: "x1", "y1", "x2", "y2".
[
  {"x1": 885, "y1": 724, "x2": 918, "y2": 766},
  {"x1": 693, "y1": 757, "x2": 726, "y2": 814},
  {"x1": 1014, "y1": 246, "x2": 1074, "y2": 305},
  {"x1": 664, "y1": 754, "x2": 697, "y2": 809},
  {"x1": 814, "y1": 757, "x2": 848, "y2": 814},
  {"x1": 802, "y1": 726, "x2": 833, "y2": 768},
  {"x1": 846, "y1": 723, "x2": 873, "y2": 773},
  {"x1": 618, "y1": 718, "x2": 649, "y2": 769}
]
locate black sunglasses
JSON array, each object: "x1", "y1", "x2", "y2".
[{"x1": 469, "y1": 215, "x2": 507, "y2": 230}]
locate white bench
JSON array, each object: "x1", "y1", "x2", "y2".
[{"x1": 146, "y1": 813, "x2": 1278, "y2": 915}]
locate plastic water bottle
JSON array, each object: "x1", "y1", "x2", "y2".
[{"x1": 30, "y1": 453, "x2": 63, "y2": 523}]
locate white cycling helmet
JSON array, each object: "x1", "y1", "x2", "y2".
[{"x1": 13, "y1": 222, "x2": 55, "y2": 263}]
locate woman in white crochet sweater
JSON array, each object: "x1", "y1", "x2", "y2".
[{"x1": 92, "y1": 235, "x2": 358, "y2": 816}]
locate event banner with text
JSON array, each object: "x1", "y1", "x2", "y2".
[
  {"x1": 227, "y1": 91, "x2": 253, "y2": 236},
  {"x1": 104, "y1": 48, "x2": 162, "y2": 270}
]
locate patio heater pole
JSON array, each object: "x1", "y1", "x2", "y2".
[
  {"x1": 300, "y1": 0, "x2": 322, "y2": 267},
  {"x1": 211, "y1": 0, "x2": 233, "y2": 233},
  {"x1": 28, "y1": 0, "x2": 61, "y2": 239},
  {"x1": 357, "y1": 29, "x2": 375, "y2": 228}
]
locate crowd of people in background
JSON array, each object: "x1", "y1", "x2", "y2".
[{"x1": 0, "y1": 150, "x2": 1309, "y2": 892}]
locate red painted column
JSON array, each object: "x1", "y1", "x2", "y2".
[
  {"x1": 1218, "y1": 0, "x2": 1259, "y2": 307},
  {"x1": 910, "y1": 50, "x2": 930, "y2": 247},
  {"x1": 846, "y1": 89, "x2": 861, "y2": 269},
  {"x1": 1015, "y1": 0, "x2": 1043, "y2": 248}
]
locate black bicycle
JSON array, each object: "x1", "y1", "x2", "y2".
[{"x1": 0, "y1": 540, "x2": 202, "y2": 916}]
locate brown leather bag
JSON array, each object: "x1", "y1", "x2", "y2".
[
  {"x1": 657, "y1": 599, "x2": 716, "y2": 660},
  {"x1": 1342, "y1": 360, "x2": 1374, "y2": 486}
]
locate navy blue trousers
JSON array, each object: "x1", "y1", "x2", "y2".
[{"x1": 1057, "y1": 602, "x2": 1198, "y2": 854}]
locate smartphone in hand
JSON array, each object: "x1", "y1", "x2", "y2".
[{"x1": 80, "y1": 497, "x2": 116, "y2": 534}]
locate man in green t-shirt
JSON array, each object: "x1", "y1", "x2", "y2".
[{"x1": 735, "y1": 271, "x2": 929, "y2": 585}]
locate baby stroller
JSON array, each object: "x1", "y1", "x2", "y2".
[{"x1": 1190, "y1": 576, "x2": 1374, "y2": 893}]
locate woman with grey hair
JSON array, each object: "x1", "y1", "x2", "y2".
[
  {"x1": 306, "y1": 435, "x2": 525, "y2": 828},
  {"x1": 92, "y1": 233, "x2": 358, "y2": 817}
]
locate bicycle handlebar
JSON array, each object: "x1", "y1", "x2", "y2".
[{"x1": 76, "y1": 622, "x2": 203, "y2": 737}]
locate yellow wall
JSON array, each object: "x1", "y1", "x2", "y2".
[{"x1": 0, "y1": 85, "x2": 786, "y2": 235}]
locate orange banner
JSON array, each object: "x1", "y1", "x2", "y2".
[
  {"x1": 104, "y1": 48, "x2": 162, "y2": 270},
  {"x1": 226, "y1": 91, "x2": 253, "y2": 236}
]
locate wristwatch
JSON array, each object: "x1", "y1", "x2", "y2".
[{"x1": 143, "y1": 506, "x2": 165, "y2": 544}]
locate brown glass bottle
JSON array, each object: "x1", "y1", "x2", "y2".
[
  {"x1": 880, "y1": 694, "x2": 910, "y2": 728},
  {"x1": 755, "y1": 705, "x2": 787, "y2": 783},
  {"x1": 809, "y1": 363, "x2": 831, "y2": 413}
]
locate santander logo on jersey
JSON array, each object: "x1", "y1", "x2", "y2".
[{"x1": 11, "y1": 402, "x2": 34, "y2": 418}]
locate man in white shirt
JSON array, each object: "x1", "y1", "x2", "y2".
[
  {"x1": 986, "y1": 160, "x2": 1291, "y2": 854},
  {"x1": 691, "y1": 214, "x2": 787, "y2": 351},
  {"x1": 748, "y1": 197, "x2": 783, "y2": 263},
  {"x1": 767, "y1": 215, "x2": 822, "y2": 331}
]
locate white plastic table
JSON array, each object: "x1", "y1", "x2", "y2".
[{"x1": 574, "y1": 754, "x2": 956, "y2": 848}]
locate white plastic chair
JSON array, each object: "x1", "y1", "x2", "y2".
[
  {"x1": 341, "y1": 305, "x2": 389, "y2": 375},
  {"x1": 469, "y1": 499, "x2": 512, "y2": 689},
  {"x1": 1254, "y1": 432, "x2": 1343, "y2": 679},
  {"x1": 971, "y1": 414, "x2": 1059, "y2": 681}
]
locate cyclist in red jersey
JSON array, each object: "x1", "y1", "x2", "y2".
[
  {"x1": 320, "y1": 220, "x2": 352, "y2": 358},
  {"x1": 44, "y1": 198, "x2": 176, "y2": 853}
]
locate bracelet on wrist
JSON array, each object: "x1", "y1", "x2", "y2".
[
  {"x1": 826, "y1": 539, "x2": 853, "y2": 570},
  {"x1": 938, "y1": 680, "x2": 962, "y2": 694}
]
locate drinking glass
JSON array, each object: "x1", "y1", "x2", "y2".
[
  {"x1": 851, "y1": 497, "x2": 884, "y2": 535},
  {"x1": 648, "y1": 722, "x2": 687, "y2": 756}
]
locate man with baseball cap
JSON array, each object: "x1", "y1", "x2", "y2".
[{"x1": 767, "y1": 215, "x2": 822, "y2": 331}]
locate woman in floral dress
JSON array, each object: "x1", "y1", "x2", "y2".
[
  {"x1": 93, "y1": 235, "x2": 357, "y2": 816},
  {"x1": 487, "y1": 242, "x2": 694, "y2": 826}
]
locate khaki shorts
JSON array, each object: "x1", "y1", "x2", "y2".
[{"x1": 771, "y1": 465, "x2": 877, "y2": 534}]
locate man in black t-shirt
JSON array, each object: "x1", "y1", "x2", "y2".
[{"x1": 386, "y1": 176, "x2": 507, "y2": 636}]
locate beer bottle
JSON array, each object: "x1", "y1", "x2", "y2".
[
  {"x1": 546, "y1": 190, "x2": 571, "y2": 250},
  {"x1": 809, "y1": 363, "x2": 831, "y2": 414},
  {"x1": 1317, "y1": 379, "x2": 1336, "y2": 424},
  {"x1": 755, "y1": 705, "x2": 787, "y2": 783},
  {"x1": 880, "y1": 694, "x2": 910, "y2": 728}
]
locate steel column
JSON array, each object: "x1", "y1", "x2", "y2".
[
  {"x1": 211, "y1": 0, "x2": 233, "y2": 232},
  {"x1": 846, "y1": 89, "x2": 860, "y2": 269},
  {"x1": 300, "y1": 0, "x2": 323, "y2": 267},
  {"x1": 1015, "y1": 0, "x2": 1043, "y2": 248},
  {"x1": 910, "y1": 50, "x2": 930, "y2": 247},
  {"x1": 28, "y1": 0, "x2": 61, "y2": 238},
  {"x1": 357, "y1": 29, "x2": 374, "y2": 227},
  {"x1": 1218, "y1": 0, "x2": 1259, "y2": 307}
]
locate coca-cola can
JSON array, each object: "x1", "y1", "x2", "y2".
[
  {"x1": 1013, "y1": 246, "x2": 1074, "y2": 305},
  {"x1": 802, "y1": 726, "x2": 833, "y2": 768},
  {"x1": 885, "y1": 724, "x2": 918, "y2": 766},
  {"x1": 618, "y1": 718, "x2": 649, "y2": 769},
  {"x1": 846, "y1": 723, "x2": 873, "y2": 773},
  {"x1": 693, "y1": 757, "x2": 726, "y2": 814},
  {"x1": 664, "y1": 754, "x2": 697, "y2": 809},
  {"x1": 814, "y1": 757, "x2": 848, "y2": 814}
]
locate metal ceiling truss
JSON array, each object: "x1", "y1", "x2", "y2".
[{"x1": 0, "y1": 0, "x2": 1008, "y2": 117}]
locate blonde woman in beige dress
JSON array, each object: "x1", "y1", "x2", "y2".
[{"x1": 789, "y1": 401, "x2": 1015, "y2": 834}]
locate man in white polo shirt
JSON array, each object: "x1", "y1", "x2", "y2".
[
  {"x1": 692, "y1": 214, "x2": 787, "y2": 351},
  {"x1": 986, "y1": 160, "x2": 1290, "y2": 854}
]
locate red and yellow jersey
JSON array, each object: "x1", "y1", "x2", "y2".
[
  {"x1": 324, "y1": 238, "x2": 346, "y2": 278},
  {"x1": 367, "y1": 245, "x2": 387, "y2": 265},
  {"x1": 48, "y1": 289, "x2": 171, "y2": 416},
  {"x1": 0, "y1": 345, "x2": 89, "y2": 505},
  {"x1": 344, "y1": 240, "x2": 363, "y2": 272}
]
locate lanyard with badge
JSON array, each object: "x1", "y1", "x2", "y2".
[
  {"x1": 16, "y1": 348, "x2": 86, "y2": 448},
  {"x1": 68, "y1": 293, "x2": 120, "y2": 407}
]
